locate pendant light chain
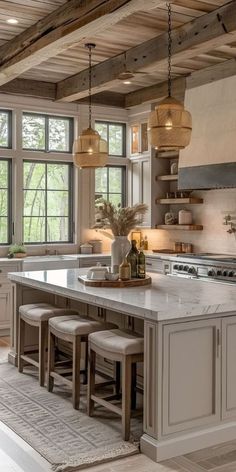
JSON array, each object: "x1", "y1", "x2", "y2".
[
  {"x1": 88, "y1": 44, "x2": 92, "y2": 129},
  {"x1": 167, "y1": 2, "x2": 172, "y2": 98}
]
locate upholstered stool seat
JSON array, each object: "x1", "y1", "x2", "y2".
[
  {"x1": 89, "y1": 329, "x2": 144, "y2": 356},
  {"x1": 18, "y1": 303, "x2": 78, "y2": 387},
  {"x1": 88, "y1": 329, "x2": 144, "y2": 441},
  {"x1": 47, "y1": 315, "x2": 117, "y2": 409},
  {"x1": 49, "y1": 315, "x2": 116, "y2": 336}
]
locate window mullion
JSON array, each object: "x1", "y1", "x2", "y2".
[{"x1": 45, "y1": 162, "x2": 48, "y2": 243}]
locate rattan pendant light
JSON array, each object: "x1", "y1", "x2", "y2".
[
  {"x1": 73, "y1": 43, "x2": 108, "y2": 168},
  {"x1": 148, "y1": 3, "x2": 192, "y2": 151}
]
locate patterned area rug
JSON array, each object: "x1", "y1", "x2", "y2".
[{"x1": 0, "y1": 363, "x2": 141, "y2": 471}]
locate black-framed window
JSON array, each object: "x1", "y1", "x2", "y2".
[
  {"x1": 95, "y1": 166, "x2": 126, "y2": 207},
  {"x1": 95, "y1": 121, "x2": 126, "y2": 157},
  {"x1": 0, "y1": 110, "x2": 12, "y2": 149},
  {"x1": 23, "y1": 161, "x2": 73, "y2": 244},
  {"x1": 0, "y1": 159, "x2": 12, "y2": 245},
  {"x1": 22, "y1": 113, "x2": 74, "y2": 153}
]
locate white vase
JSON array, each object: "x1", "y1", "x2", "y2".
[{"x1": 111, "y1": 236, "x2": 131, "y2": 273}]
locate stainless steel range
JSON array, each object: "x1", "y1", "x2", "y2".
[{"x1": 171, "y1": 253, "x2": 236, "y2": 284}]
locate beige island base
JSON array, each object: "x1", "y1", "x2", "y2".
[{"x1": 8, "y1": 268, "x2": 236, "y2": 463}]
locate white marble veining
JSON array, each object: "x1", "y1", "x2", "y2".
[{"x1": 8, "y1": 268, "x2": 236, "y2": 322}]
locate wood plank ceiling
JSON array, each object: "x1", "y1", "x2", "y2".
[{"x1": 0, "y1": 0, "x2": 236, "y2": 107}]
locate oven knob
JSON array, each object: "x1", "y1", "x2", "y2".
[
  {"x1": 179, "y1": 265, "x2": 183, "y2": 271},
  {"x1": 184, "y1": 265, "x2": 189, "y2": 272},
  {"x1": 208, "y1": 269, "x2": 215, "y2": 277},
  {"x1": 188, "y1": 266, "x2": 195, "y2": 274},
  {"x1": 216, "y1": 270, "x2": 222, "y2": 276},
  {"x1": 223, "y1": 270, "x2": 228, "y2": 277},
  {"x1": 228, "y1": 271, "x2": 234, "y2": 277},
  {"x1": 173, "y1": 264, "x2": 179, "y2": 270}
]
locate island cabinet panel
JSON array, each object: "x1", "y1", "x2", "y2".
[
  {"x1": 222, "y1": 316, "x2": 236, "y2": 419},
  {"x1": 0, "y1": 285, "x2": 11, "y2": 330},
  {"x1": 162, "y1": 319, "x2": 221, "y2": 435}
]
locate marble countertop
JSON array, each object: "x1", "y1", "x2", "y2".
[{"x1": 8, "y1": 268, "x2": 236, "y2": 322}]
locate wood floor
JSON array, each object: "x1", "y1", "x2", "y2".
[{"x1": 1, "y1": 337, "x2": 236, "y2": 472}]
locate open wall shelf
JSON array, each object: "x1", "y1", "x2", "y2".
[
  {"x1": 156, "y1": 224, "x2": 203, "y2": 231},
  {"x1": 156, "y1": 197, "x2": 203, "y2": 205}
]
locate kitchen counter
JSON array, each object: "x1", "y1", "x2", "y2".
[
  {"x1": 8, "y1": 268, "x2": 236, "y2": 463},
  {"x1": 8, "y1": 268, "x2": 236, "y2": 322}
]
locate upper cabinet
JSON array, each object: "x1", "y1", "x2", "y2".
[{"x1": 130, "y1": 122, "x2": 149, "y2": 156}]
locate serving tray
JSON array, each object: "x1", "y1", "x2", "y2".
[{"x1": 78, "y1": 275, "x2": 152, "y2": 288}]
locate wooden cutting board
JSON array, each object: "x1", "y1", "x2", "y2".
[{"x1": 78, "y1": 275, "x2": 152, "y2": 288}]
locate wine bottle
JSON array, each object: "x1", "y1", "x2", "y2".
[
  {"x1": 137, "y1": 249, "x2": 146, "y2": 279},
  {"x1": 126, "y1": 240, "x2": 138, "y2": 278}
]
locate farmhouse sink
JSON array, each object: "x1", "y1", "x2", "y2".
[{"x1": 24, "y1": 255, "x2": 74, "y2": 262}]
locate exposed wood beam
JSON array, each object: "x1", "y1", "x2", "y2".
[
  {"x1": 187, "y1": 58, "x2": 236, "y2": 89},
  {"x1": 0, "y1": 78, "x2": 56, "y2": 100},
  {"x1": 56, "y1": 1, "x2": 236, "y2": 102},
  {"x1": 125, "y1": 77, "x2": 186, "y2": 108},
  {"x1": 0, "y1": 0, "x2": 163, "y2": 87},
  {"x1": 78, "y1": 91, "x2": 126, "y2": 108}
]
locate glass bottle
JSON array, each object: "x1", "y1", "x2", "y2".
[
  {"x1": 137, "y1": 249, "x2": 146, "y2": 279},
  {"x1": 119, "y1": 257, "x2": 131, "y2": 281},
  {"x1": 143, "y1": 235, "x2": 148, "y2": 250},
  {"x1": 126, "y1": 240, "x2": 138, "y2": 278}
]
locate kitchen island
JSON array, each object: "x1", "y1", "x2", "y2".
[{"x1": 8, "y1": 268, "x2": 236, "y2": 462}]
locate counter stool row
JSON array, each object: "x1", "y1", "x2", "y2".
[{"x1": 18, "y1": 302, "x2": 144, "y2": 440}]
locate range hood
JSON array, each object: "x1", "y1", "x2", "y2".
[{"x1": 178, "y1": 76, "x2": 236, "y2": 190}]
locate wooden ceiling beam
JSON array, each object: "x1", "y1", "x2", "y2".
[
  {"x1": 125, "y1": 56, "x2": 236, "y2": 108},
  {"x1": 0, "y1": 0, "x2": 164, "y2": 87},
  {"x1": 0, "y1": 78, "x2": 56, "y2": 100},
  {"x1": 56, "y1": 1, "x2": 236, "y2": 102},
  {"x1": 187, "y1": 58, "x2": 236, "y2": 89},
  {"x1": 77, "y1": 91, "x2": 126, "y2": 108},
  {"x1": 125, "y1": 77, "x2": 186, "y2": 108}
]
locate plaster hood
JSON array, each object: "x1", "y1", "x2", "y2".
[{"x1": 178, "y1": 76, "x2": 236, "y2": 190}]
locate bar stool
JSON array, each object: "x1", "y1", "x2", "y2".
[
  {"x1": 18, "y1": 303, "x2": 78, "y2": 387},
  {"x1": 87, "y1": 329, "x2": 144, "y2": 441},
  {"x1": 47, "y1": 315, "x2": 118, "y2": 409}
]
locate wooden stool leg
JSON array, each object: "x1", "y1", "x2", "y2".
[
  {"x1": 47, "y1": 329, "x2": 55, "y2": 392},
  {"x1": 39, "y1": 320, "x2": 47, "y2": 387},
  {"x1": 87, "y1": 347, "x2": 96, "y2": 416},
  {"x1": 122, "y1": 355, "x2": 132, "y2": 441},
  {"x1": 18, "y1": 316, "x2": 25, "y2": 373},
  {"x1": 72, "y1": 336, "x2": 81, "y2": 409},
  {"x1": 115, "y1": 361, "x2": 121, "y2": 395},
  {"x1": 83, "y1": 339, "x2": 88, "y2": 385},
  {"x1": 131, "y1": 362, "x2": 137, "y2": 410}
]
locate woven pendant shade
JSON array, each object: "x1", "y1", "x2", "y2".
[
  {"x1": 148, "y1": 3, "x2": 192, "y2": 151},
  {"x1": 148, "y1": 96, "x2": 192, "y2": 150},
  {"x1": 73, "y1": 127, "x2": 108, "y2": 168},
  {"x1": 73, "y1": 43, "x2": 108, "y2": 169}
]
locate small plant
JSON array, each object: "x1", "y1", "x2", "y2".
[{"x1": 8, "y1": 244, "x2": 27, "y2": 258}]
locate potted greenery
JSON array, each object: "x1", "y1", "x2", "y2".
[{"x1": 8, "y1": 244, "x2": 27, "y2": 259}]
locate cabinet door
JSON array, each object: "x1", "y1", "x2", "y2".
[
  {"x1": 141, "y1": 159, "x2": 151, "y2": 226},
  {"x1": 0, "y1": 286, "x2": 11, "y2": 330},
  {"x1": 222, "y1": 316, "x2": 236, "y2": 419},
  {"x1": 163, "y1": 318, "x2": 221, "y2": 435},
  {"x1": 131, "y1": 161, "x2": 141, "y2": 206}
]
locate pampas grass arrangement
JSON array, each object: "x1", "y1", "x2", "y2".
[{"x1": 94, "y1": 200, "x2": 148, "y2": 236}]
